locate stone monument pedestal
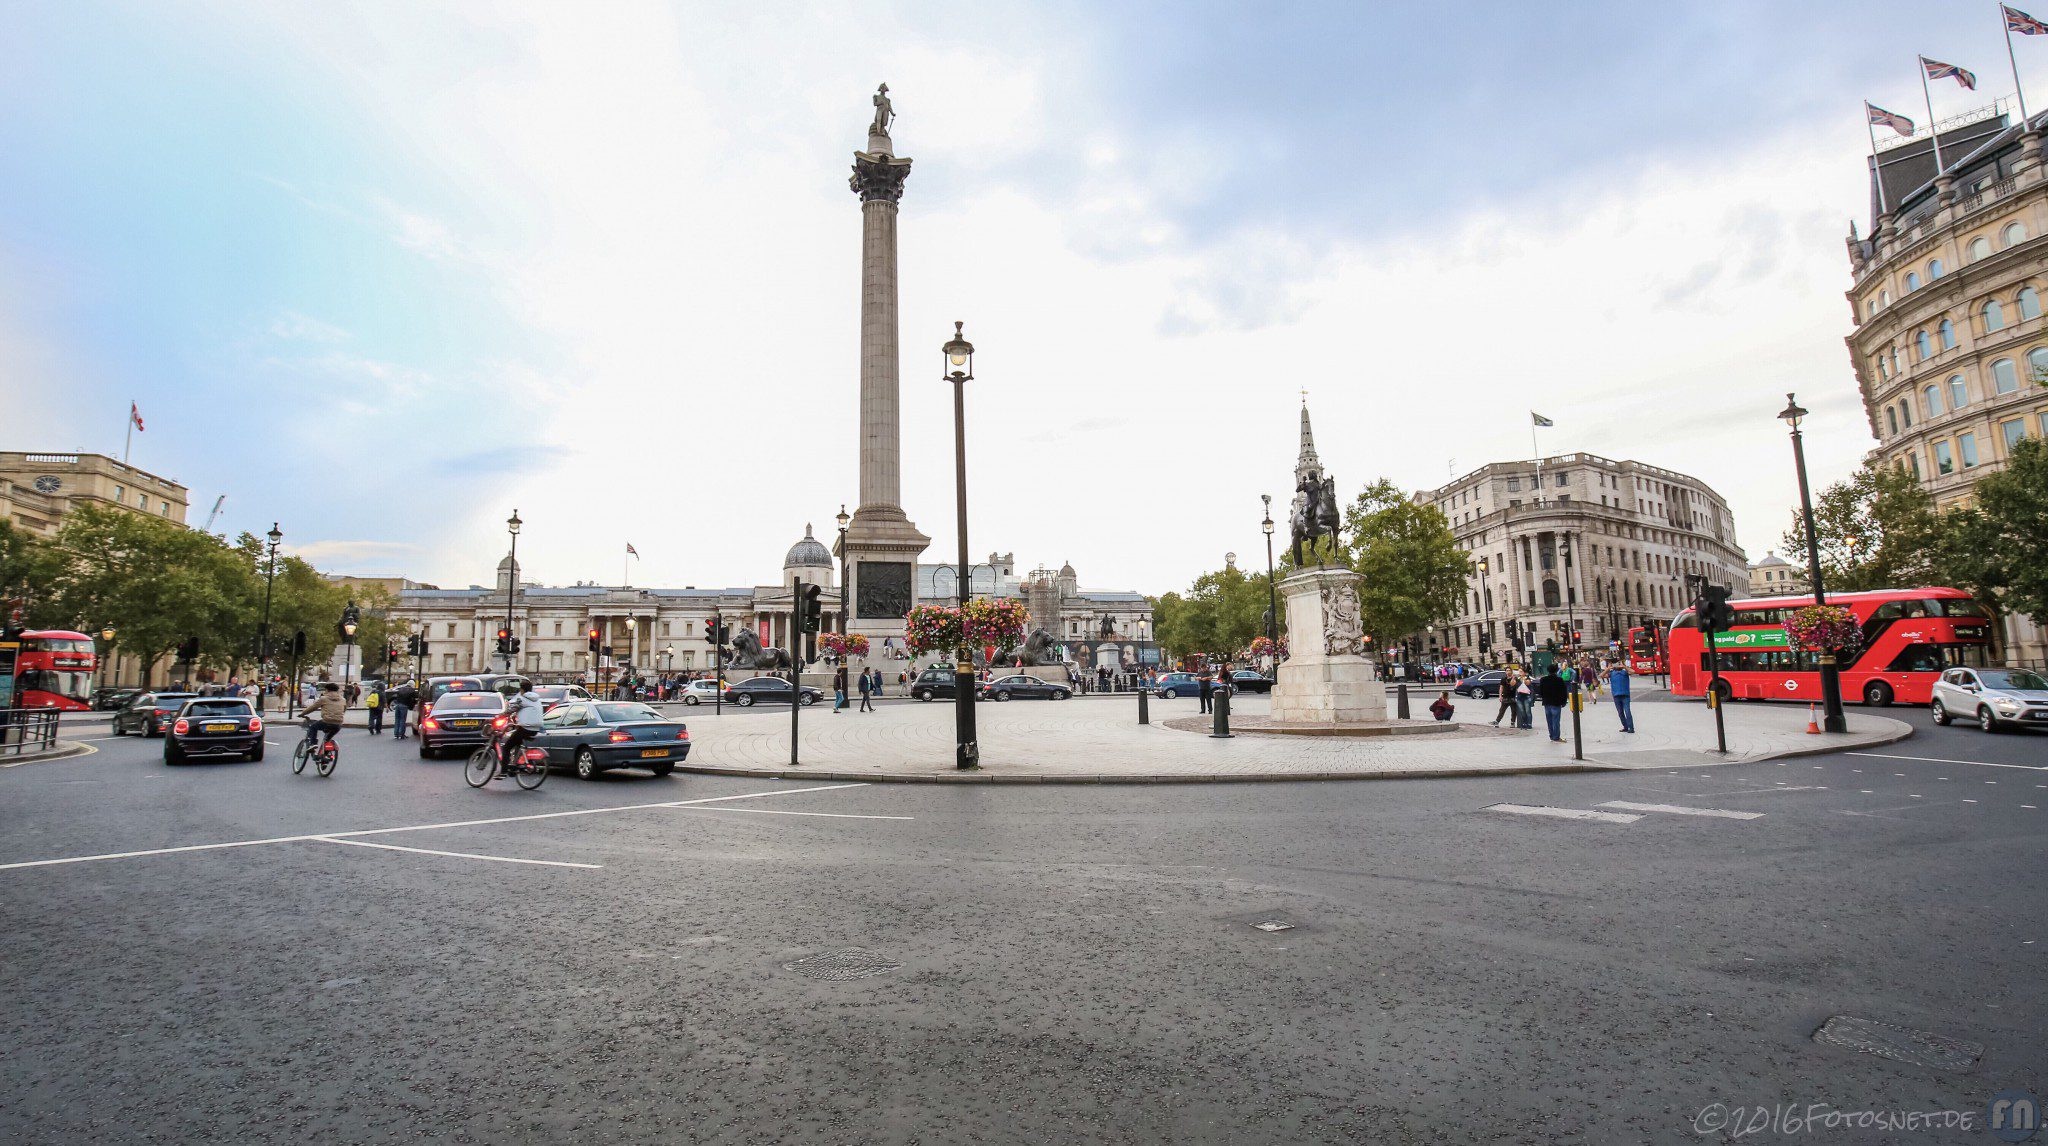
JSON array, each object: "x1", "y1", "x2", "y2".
[{"x1": 1269, "y1": 565, "x2": 1388, "y2": 725}]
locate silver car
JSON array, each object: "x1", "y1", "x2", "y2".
[{"x1": 1930, "y1": 667, "x2": 2048, "y2": 732}]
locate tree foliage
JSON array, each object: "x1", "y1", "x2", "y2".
[
  {"x1": 1150, "y1": 563, "x2": 1275, "y2": 662},
  {"x1": 1338, "y1": 479, "x2": 1470, "y2": 647},
  {"x1": 1942, "y1": 436, "x2": 2048, "y2": 625},
  {"x1": 1780, "y1": 459, "x2": 1953, "y2": 592}
]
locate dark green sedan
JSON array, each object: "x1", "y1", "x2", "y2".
[{"x1": 530, "y1": 701, "x2": 690, "y2": 780}]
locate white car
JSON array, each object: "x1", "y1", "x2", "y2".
[
  {"x1": 679, "y1": 679, "x2": 725, "y2": 706},
  {"x1": 1930, "y1": 666, "x2": 2048, "y2": 732}
]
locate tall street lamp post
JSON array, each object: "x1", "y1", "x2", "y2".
[
  {"x1": 340, "y1": 601, "x2": 360, "y2": 703},
  {"x1": 835, "y1": 505, "x2": 851, "y2": 638},
  {"x1": 256, "y1": 522, "x2": 281, "y2": 713},
  {"x1": 502, "y1": 509, "x2": 522, "y2": 673},
  {"x1": 1477, "y1": 556, "x2": 1491, "y2": 665},
  {"x1": 1260, "y1": 495, "x2": 1278, "y2": 666},
  {"x1": 1779, "y1": 393, "x2": 1848, "y2": 733},
  {"x1": 99, "y1": 626, "x2": 116, "y2": 687},
  {"x1": 943, "y1": 321, "x2": 978, "y2": 770}
]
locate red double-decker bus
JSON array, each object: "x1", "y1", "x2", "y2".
[
  {"x1": 1624, "y1": 625, "x2": 1667, "y2": 676},
  {"x1": 1667, "y1": 588, "x2": 1995, "y2": 707},
  {"x1": 1, "y1": 630, "x2": 100, "y2": 711}
]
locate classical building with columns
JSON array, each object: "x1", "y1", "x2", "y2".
[
  {"x1": 1844, "y1": 99, "x2": 2048, "y2": 665},
  {"x1": 1420, "y1": 453, "x2": 1747, "y2": 662}
]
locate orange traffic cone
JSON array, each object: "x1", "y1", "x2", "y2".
[{"x1": 1805, "y1": 703, "x2": 1821, "y2": 735}]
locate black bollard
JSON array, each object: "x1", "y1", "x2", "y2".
[
  {"x1": 1138, "y1": 682, "x2": 1150, "y2": 725},
  {"x1": 1396, "y1": 682, "x2": 1410, "y2": 720},
  {"x1": 1210, "y1": 685, "x2": 1233, "y2": 738},
  {"x1": 1570, "y1": 681, "x2": 1584, "y2": 761}
]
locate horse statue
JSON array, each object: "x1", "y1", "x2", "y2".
[
  {"x1": 725, "y1": 627, "x2": 791, "y2": 670},
  {"x1": 1010, "y1": 628, "x2": 1061, "y2": 666},
  {"x1": 1289, "y1": 471, "x2": 1342, "y2": 565}
]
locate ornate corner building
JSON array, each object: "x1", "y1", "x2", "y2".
[{"x1": 1844, "y1": 101, "x2": 2048, "y2": 663}]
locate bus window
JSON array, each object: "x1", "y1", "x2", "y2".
[
  {"x1": 1931, "y1": 598, "x2": 1991, "y2": 618},
  {"x1": 1941, "y1": 643, "x2": 1992, "y2": 668},
  {"x1": 1883, "y1": 644, "x2": 1947, "y2": 673}
]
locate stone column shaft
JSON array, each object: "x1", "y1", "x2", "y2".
[{"x1": 859, "y1": 199, "x2": 901, "y2": 515}]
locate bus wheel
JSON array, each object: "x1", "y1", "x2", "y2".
[
  {"x1": 1863, "y1": 681, "x2": 1893, "y2": 707},
  {"x1": 1709, "y1": 679, "x2": 1731, "y2": 704}
]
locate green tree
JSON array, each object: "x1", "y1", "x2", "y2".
[
  {"x1": 1340, "y1": 478, "x2": 1470, "y2": 648},
  {"x1": 1150, "y1": 563, "x2": 1276, "y2": 664},
  {"x1": 1780, "y1": 458, "x2": 1953, "y2": 592},
  {"x1": 0, "y1": 519, "x2": 62, "y2": 625},
  {"x1": 1942, "y1": 436, "x2": 2048, "y2": 625}
]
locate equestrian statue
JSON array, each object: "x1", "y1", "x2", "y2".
[{"x1": 1289, "y1": 472, "x2": 1342, "y2": 566}]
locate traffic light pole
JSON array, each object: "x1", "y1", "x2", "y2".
[
  {"x1": 1704, "y1": 614, "x2": 1728, "y2": 754},
  {"x1": 789, "y1": 579, "x2": 803, "y2": 766}
]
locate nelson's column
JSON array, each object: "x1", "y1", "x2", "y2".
[{"x1": 838, "y1": 83, "x2": 931, "y2": 647}]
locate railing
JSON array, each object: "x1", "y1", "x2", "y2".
[{"x1": 0, "y1": 709, "x2": 62, "y2": 756}]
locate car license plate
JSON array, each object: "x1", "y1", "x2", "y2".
[
  {"x1": 203, "y1": 722, "x2": 235, "y2": 732},
  {"x1": 451, "y1": 720, "x2": 481, "y2": 729},
  {"x1": 639, "y1": 748, "x2": 668, "y2": 759}
]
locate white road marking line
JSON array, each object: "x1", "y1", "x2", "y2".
[
  {"x1": 1598, "y1": 801, "x2": 1766, "y2": 821},
  {"x1": 2025, "y1": 805, "x2": 2038, "y2": 809},
  {"x1": 1849, "y1": 752, "x2": 2048, "y2": 772},
  {"x1": 312, "y1": 836, "x2": 601, "y2": 869},
  {"x1": 1487, "y1": 803, "x2": 1642, "y2": 824},
  {"x1": 1963, "y1": 799, "x2": 1979, "y2": 804},
  {"x1": 1860, "y1": 790, "x2": 1873, "y2": 793},
  {"x1": 0, "y1": 782, "x2": 868, "y2": 872},
  {"x1": 683, "y1": 808, "x2": 913, "y2": 821}
]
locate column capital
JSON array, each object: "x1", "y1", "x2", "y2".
[{"x1": 851, "y1": 152, "x2": 913, "y2": 202}]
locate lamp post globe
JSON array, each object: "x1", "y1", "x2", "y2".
[
  {"x1": 1779, "y1": 392, "x2": 1847, "y2": 732},
  {"x1": 943, "y1": 321, "x2": 978, "y2": 769}
]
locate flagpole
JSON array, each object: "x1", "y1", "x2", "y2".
[
  {"x1": 123, "y1": 403, "x2": 132, "y2": 464},
  {"x1": 2007, "y1": 10, "x2": 2033, "y2": 129},
  {"x1": 1920, "y1": 57, "x2": 1947, "y2": 173},
  {"x1": 1866, "y1": 108, "x2": 1890, "y2": 215}
]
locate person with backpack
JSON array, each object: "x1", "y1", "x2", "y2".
[
  {"x1": 365, "y1": 683, "x2": 385, "y2": 735},
  {"x1": 1492, "y1": 669, "x2": 1520, "y2": 727},
  {"x1": 389, "y1": 679, "x2": 418, "y2": 740},
  {"x1": 1536, "y1": 665, "x2": 1570, "y2": 742}
]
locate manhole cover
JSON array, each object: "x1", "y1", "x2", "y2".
[
  {"x1": 1251, "y1": 920, "x2": 1296, "y2": 933},
  {"x1": 1812, "y1": 1015, "x2": 1982, "y2": 1071},
  {"x1": 782, "y1": 950, "x2": 901, "y2": 981}
]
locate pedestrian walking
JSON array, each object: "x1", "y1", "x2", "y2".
[
  {"x1": 390, "y1": 679, "x2": 417, "y2": 740},
  {"x1": 1198, "y1": 671, "x2": 1215, "y2": 714},
  {"x1": 365, "y1": 684, "x2": 384, "y2": 735},
  {"x1": 1536, "y1": 665, "x2": 1569, "y2": 742},
  {"x1": 833, "y1": 664, "x2": 848, "y2": 712},
  {"x1": 1492, "y1": 669, "x2": 1519, "y2": 726},
  {"x1": 857, "y1": 667, "x2": 874, "y2": 712},
  {"x1": 1608, "y1": 662, "x2": 1635, "y2": 734}
]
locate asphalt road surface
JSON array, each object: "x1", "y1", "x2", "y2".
[{"x1": 3, "y1": 708, "x2": 2042, "y2": 1143}]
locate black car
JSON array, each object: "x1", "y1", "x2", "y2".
[
  {"x1": 1452, "y1": 670, "x2": 1509, "y2": 699},
  {"x1": 1229, "y1": 670, "x2": 1274, "y2": 694},
  {"x1": 422, "y1": 674, "x2": 531, "y2": 710},
  {"x1": 418, "y1": 691, "x2": 510, "y2": 758},
  {"x1": 532, "y1": 701, "x2": 689, "y2": 779},
  {"x1": 91, "y1": 686, "x2": 141, "y2": 712},
  {"x1": 723, "y1": 676, "x2": 822, "y2": 707},
  {"x1": 164, "y1": 698, "x2": 265, "y2": 764},
  {"x1": 112, "y1": 692, "x2": 199, "y2": 737},
  {"x1": 910, "y1": 667, "x2": 965, "y2": 702},
  {"x1": 980, "y1": 674, "x2": 1072, "y2": 701}
]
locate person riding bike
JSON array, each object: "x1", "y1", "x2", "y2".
[
  {"x1": 500, "y1": 681, "x2": 547, "y2": 767},
  {"x1": 301, "y1": 681, "x2": 347, "y2": 751}
]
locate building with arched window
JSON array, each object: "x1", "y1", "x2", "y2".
[{"x1": 1844, "y1": 100, "x2": 2048, "y2": 664}]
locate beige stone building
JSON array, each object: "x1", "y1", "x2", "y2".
[
  {"x1": 1746, "y1": 552, "x2": 1808, "y2": 598},
  {"x1": 1421, "y1": 453, "x2": 1746, "y2": 662},
  {"x1": 0, "y1": 451, "x2": 188, "y2": 535},
  {"x1": 1844, "y1": 101, "x2": 2048, "y2": 664}
]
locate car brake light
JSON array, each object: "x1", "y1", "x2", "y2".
[
  {"x1": 608, "y1": 730, "x2": 631, "y2": 742},
  {"x1": 249, "y1": 717, "x2": 262, "y2": 733},
  {"x1": 422, "y1": 718, "x2": 440, "y2": 731},
  {"x1": 676, "y1": 729, "x2": 689, "y2": 740},
  {"x1": 172, "y1": 719, "x2": 189, "y2": 735}
]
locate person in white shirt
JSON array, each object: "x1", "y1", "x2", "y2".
[{"x1": 502, "y1": 681, "x2": 547, "y2": 765}]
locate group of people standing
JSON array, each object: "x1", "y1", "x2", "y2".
[{"x1": 1486, "y1": 657, "x2": 1635, "y2": 741}]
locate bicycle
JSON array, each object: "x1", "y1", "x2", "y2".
[
  {"x1": 465, "y1": 721, "x2": 547, "y2": 791},
  {"x1": 293, "y1": 721, "x2": 339, "y2": 778}
]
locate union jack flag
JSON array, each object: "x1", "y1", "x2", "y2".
[
  {"x1": 2005, "y1": 5, "x2": 2048, "y2": 35},
  {"x1": 1921, "y1": 56, "x2": 1978, "y2": 90},
  {"x1": 1867, "y1": 102, "x2": 1915, "y2": 137}
]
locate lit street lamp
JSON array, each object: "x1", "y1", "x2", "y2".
[
  {"x1": 502, "y1": 509, "x2": 522, "y2": 673},
  {"x1": 99, "y1": 625, "x2": 116, "y2": 687},
  {"x1": 340, "y1": 600, "x2": 360, "y2": 702},
  {"x1": 1779, "y1": 393, "x2": 1848, "y2": 733},
  {"x1": 1260, "y1": 495, "x2": 1278, "y2": 665},
  {"x1": 943, "y1": 321, "x2": 978, "y2": 769},
  {"x1": 835, "y1": 504, "x2": 851, "y2": 639},
  {"x1": 256, "y1": 522, "x2": 281, "y2": 713}
]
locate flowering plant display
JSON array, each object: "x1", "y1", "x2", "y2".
[
  {"x1": 903, "y1": 605, "x2": 963, "y2": 656},
  {"x1": 1249, "y1": 635, "x2": 1289, "y2": 658},
  {"x1": 961, "y1": 597, "x2": 1028, "y2": 648},
  {"x1": 819, "y1": 632, "x2": 870, "y2": 659},
  {"x1": 1783, "y1": 604, "x2": 1864, "y2": 655}
]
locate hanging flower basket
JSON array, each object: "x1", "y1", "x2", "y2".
[
  {"x1": 820, "y1": 632, "x2": 870, "y2": 659},
  {"x1": 961, "y1": 597, "x2": 1027, "y2": 649},
  {"x1": 1249, "y1": 635, "x2": 1289, "y2": 659},
  {"x1": 903, "y1": 605, "x2": 963, "y2": 656},
  {"x1": 1783, "y1": 604, "x2": 1864, "y2": 656}
]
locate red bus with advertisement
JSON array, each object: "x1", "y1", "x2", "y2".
[
  {"x1": 1666, "y1": 588, "x2": 1994, "y2": 707},
  {"x1": 1624, "y1": 626, "x2": 1667, "y2": 676},
  {"x1": 3, "y1": 629, "x2": 100, "y2": 711}
]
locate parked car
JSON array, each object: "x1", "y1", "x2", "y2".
[
  {"x1": 530, "y1": 700, "x2": 689, "y2": 779},
  {"x1": 417, "y1": 690, "x2": 510, "y2": 758},
  {"x1": 112, "y1": 692, "x2": 199, "y2": 737},
  {"x1": 981, "y1": 674, "x2": 1072, "y2": 701},
  {"x1": 678, "y1": 679, "x2": 725, "y2": 705},
  {"x1": 910, "y1": 667, "x2": 963, "y2": 702},
  {"x1": 1151, "y1": 672, "x2": 1205, "y2": 699},
  {"x1": 164, "y1": 697, "x2": 264, "y2": 764},
  {"x1": 1228, "y1": 670, "x2": 1274, "y2": 694},
  {"x1": 531, "y1": 684, "x2": 594, "y2": 712},
  {"x1": 723, "y1": 676, "x2": 822, "y2": 707},
  {"x1": 1930, "y1": 667, "x2": 2048, "y2": 732},
  {"x1": 1452, "y1": 670, "x2": 1509, "y2": 699},
  {"x1": 91, "y1": 686, "x2": 141, "y2": 712}
]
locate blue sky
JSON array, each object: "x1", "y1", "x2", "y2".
[{"x1": 2, "y1": 1, "x2": 2033, "y2": 591}]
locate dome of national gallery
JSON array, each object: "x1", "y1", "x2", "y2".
[{"x1": 784, "y1": 525, "x2": 833, "y2": 570}]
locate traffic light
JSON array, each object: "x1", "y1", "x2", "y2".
[
  {"x1": 1699, "y1": 584, "x2": 1737, "y2": 631},
  {"x1": 175, "y1": 636, "x2": 200, "y2": 663},
  {"x1": 588, "y1": 627, "x2": 601, "y2": 654},
  {"x1": 292, "y1": 629, "x2": 307, "y2": 657},
  {"x1": 494, "y1": 626, "x2": 512, "y2": 655},
  {"x1": 386, "y1": 644, "x2": 399, "y2": 667},
  {"x1": 799, "y1": 581, "x2": 823, "y2": 634},
  {"x1": 509, "y1": 636, "x2": 522, "y2": 656},
  {"x1": 1572, "y1": 629, "x2": 1583, "y2": 645}
]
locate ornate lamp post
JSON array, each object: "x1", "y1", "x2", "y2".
[
  {"x1": 1779, "y1": 393, "x2": 1848, "y2": 732},
  {"x1": 1260, "y1": 495, "x2": 1278, "y2": 664},
  {"x1": 835, "y1": 504, "x2": 851, "y2": 636},
  {"x1": 340, "y1": 601, "x2": 360, "y2": 702},
  {"x1": 256, "y1": 522, "x2": 282, "y2": 713},
  {"x1": 99, "y1": 625, "x2": 116, "y2": 688},
  {"x1": 943, "y1": 321, "x2": 978, "y2": 769},
  {"x1": 1477, "y1": 555, "x2": 1491, "y2": 665},
  {"x1": 500, "y1": 509, "x2": 522, "y2": 672}
]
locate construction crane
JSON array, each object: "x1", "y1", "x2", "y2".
[{"x1": 203, "y1": 495, "x2": 226, "y2": 533}]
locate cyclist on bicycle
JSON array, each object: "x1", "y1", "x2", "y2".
[
  {"x1": 500, "y1": 681, "x2": 547, "y2": 766},
  {"x1": 301, "y1": 681, "x2": 346, "y2": 750}
]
